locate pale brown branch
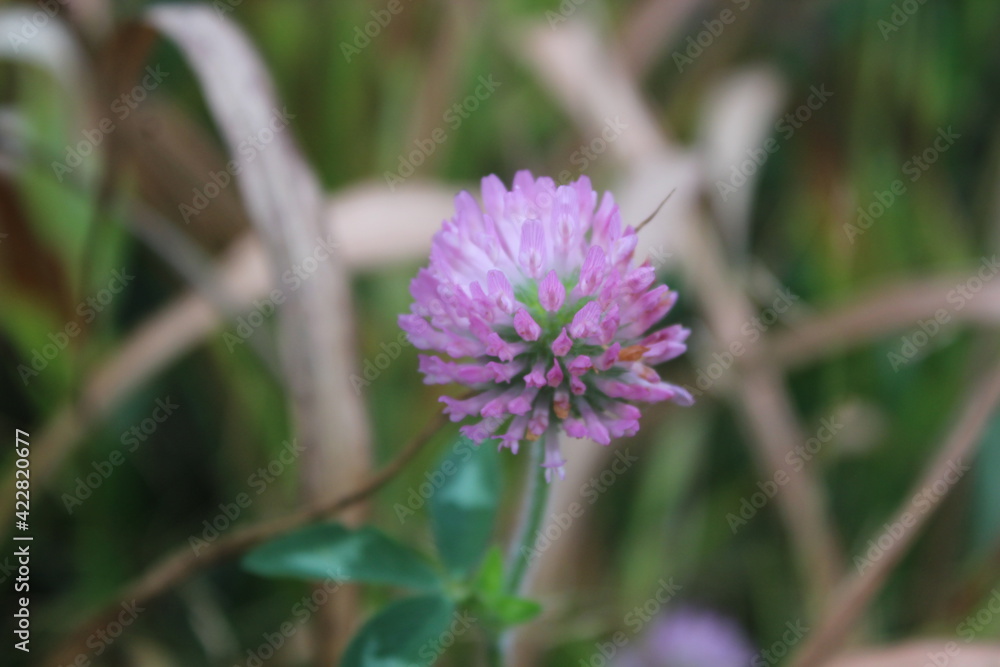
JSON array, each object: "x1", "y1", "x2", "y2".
[
  {"x1": 824, "y1": 641, "x2": 1000, "y2": 667},
  {"x1": 682, "y1": 218, "x2": 844, "y2": 607},
  {"x1": 618, "y1": 0, "x2": 708, "y2": 78},
  {"x1": 45, "y1": 408, "x2": 449, "y2": 667},
  {"x1": 517, "y1": 17, "x2": 844, "y2": 613},
  {"x1": 791, "y1": 358, "x2": 1000, "y2": 667},
  {"x1": 769, "y1": 276, "x2": 1000, "y2": 369},
  {"x1": 733, "y1": 365, "x2": 843, "y2": 608}
]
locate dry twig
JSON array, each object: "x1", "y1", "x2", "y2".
[
  {"x1": 46, "y1": 408, "x2": 449, "y2": 667},
  {"x1": 791, "y1": 359, "x2": 1000, "y2": 667}
]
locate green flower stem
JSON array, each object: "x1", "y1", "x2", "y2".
[
  {"x1": 497, "y1": 437, "x2": 552, "y2": 665},
  {"x1": 504, "y1": 436, "x2": 552, "y2": 596},
  {"x1": 486, "y1": 635, "x2": 503, "y2": 667}
]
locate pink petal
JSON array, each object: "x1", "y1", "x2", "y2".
[
  {"x1": 539, "y1": 269, "x2": 566, "y2": 312},
  {"x1": 514, "y1": 308, "x2": 542, "y2": 342},
  {"x1": 552, "y1": 327, "x2": 573, "y2": 356}
]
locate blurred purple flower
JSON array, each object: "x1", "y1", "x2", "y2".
[
  {"x1": 616, "y1": 607, "x2": 755, "y2": 667},
  {"x1": 400, "y1": 171, "x2": 691, "y2": 480}
]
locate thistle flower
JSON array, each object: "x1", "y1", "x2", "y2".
[{"x1": 400, "y1": 171, "x2": 691, "y2": 480}]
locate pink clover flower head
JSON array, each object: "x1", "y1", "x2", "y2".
[{"x1": 400, "y1": 171, "x2": 692, "y2": 480}]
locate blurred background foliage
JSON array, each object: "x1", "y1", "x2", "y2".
[{"x1": 4, "y1": 0, "x2": 1000, "y2": 665}]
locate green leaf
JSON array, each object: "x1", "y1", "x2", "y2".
[
  {"x1": 429, "y1": 437, "x2": 502, "y2": 576},
  {"x1": 342, "y1": 595, "x2": 459, "y2": 667},
  {"x1": 243, "y1": 523, "x2": 441, "y2": 590},
  {"x1": 471, "y1": 547, "x2": 542, "y2": 627},
  {"x1": 972, "y1": 411, "x2": 1000, "y2": 552},
  {"x1": 473, "y1": 546, "x2": 505, "y2": 597},
  {"x1": 489, "y1": 595, "x2": 542, "y2": 626}
]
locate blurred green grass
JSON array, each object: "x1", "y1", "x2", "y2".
[{"x1": 4, "y1": 0, "x2": 1000, "y2": 664}]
